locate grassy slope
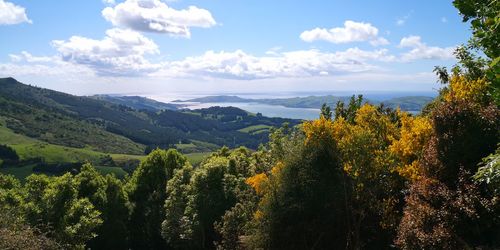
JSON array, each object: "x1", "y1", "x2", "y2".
[
  {"x1": 238, "y1": 124, "x2": 272, "y2": 134},
  {"x1": 0, "y1": 123, "x2": 211, "y2": 179}
]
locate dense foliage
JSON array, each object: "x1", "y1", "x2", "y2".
[{"x1": 0, "y1": 1, "x2": 498, "y2": 249}]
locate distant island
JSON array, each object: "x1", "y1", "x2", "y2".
[{"x1": 175, "y1": 95, "x2": 435, "y2": 112}]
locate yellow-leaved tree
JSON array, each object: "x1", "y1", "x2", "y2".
[{"x1": 389, "y1": 112, "x2": 433, "y2": 181}]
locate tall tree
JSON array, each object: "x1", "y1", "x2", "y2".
[{"x1": 127, "y1": 149, "x2": 187, "y2": 249}]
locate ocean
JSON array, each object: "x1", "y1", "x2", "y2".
[{"x1": 144, "y1": 91, "x2": 438, "y2": 120}]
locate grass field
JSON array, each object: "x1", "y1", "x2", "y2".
[
  {"x1": 185, "y1": 152, "x2": 211, "y2": 166},
  {"x1": 95, "y1": 166, "x2": 128, "y2": 178},
  {"x1": 1, "y1": 123, "x2": 212, "y2": 179},
  {"x1": 238, "y1": 124, "x2": 272, "y2": 134}
]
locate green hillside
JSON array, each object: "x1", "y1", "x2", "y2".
[
  {"x1": 91, "y1": 95, "x2": 182, "y2": 111},
  {"x1": 0, "y1": 78, "x2": 299, "y2": 153}
]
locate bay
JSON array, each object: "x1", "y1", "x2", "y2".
[{"x1": 181, "y1": 102, "x2": 320, "y2": 120}]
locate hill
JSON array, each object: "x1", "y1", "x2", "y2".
[
  {"x1": 179, "y1": 94, "x2": 434, "y2": 111},
  {"x1": 0, "y1": 78, "x2": 299, "y2": 154},
  {"x1": 91, "y1": 95, "x2": 183, "y2": 111},
  {"x1": 0, "y1": 77, "x2": 145, "y2": 154}
]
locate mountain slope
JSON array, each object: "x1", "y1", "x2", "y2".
[
  {"x1": 0, "y1": 78, "x2": 299, "y2": 154},
  {"x1": 0, "y1": 78, "x2": 145, "y2": 154},
  {"x1": 91, "y1": 95, "x2": 182, "y2": 111}
]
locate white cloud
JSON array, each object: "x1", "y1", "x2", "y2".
[
  {"x1": 102, "y1": 0, "x2": 216, "y2": 38},
  {"x1": 5, "y1": 33, "x2": 457, "y2": 80},
  {"x1": 370, "y1": 37, "x2": 390, "y2": 46},
  {"x1": 9, "y1": 51, "x2": 55, "y2": 63},
  {"x1": 52, "y1": 28, "x2": 161, "y2": 76},
  {"x1": 157, "y1": 47, "x2": 395, "y2": 80},
  {"x1": 399, "y1": 35, "x2": 455, "y2": 61},
  {"x1": 0, "y1": 0, "x2": 31, "y2": 25},
  {"x1": 300, "y1": 20, "x2": 389, "y2": 46},
  {"x1": 102, "y1": 0, "x2": 116, "y2": 5}
]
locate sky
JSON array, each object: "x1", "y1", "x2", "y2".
[{"x1": 0, "y1": 0, "x2": 471, "y2": 97}]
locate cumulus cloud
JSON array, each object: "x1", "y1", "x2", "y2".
[
  {"x1": 156, "y1": 47, "x2": 395, "y2": 80},
  {"x1": 102, "y1": 0, "x2": 216, "y2": 38},
  {"x1": 52, "y1": 28, "x2": 161, "y2": 76},
  {"x1": 300, "y1": 20, "x2": 389, "y2": 46},
  {"x1": 0, "y1": 0, "x2": 31, "y2": 25},
  {"x1": 399, "y1": 35, "x2": 455, "y2": 61}
]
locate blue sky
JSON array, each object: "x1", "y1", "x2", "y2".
[{"x1": 0, "y1": 0, "x2": 471, "y2": 97}]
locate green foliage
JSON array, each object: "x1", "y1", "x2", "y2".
[
  {"x1": 162, "y1": 165, "x2": 194, "y2": 248},
  {"x1": 185, "y1": 157, "x2": 237, "y2": 249},
  {"x1": 335, "y1": 94, "x2": 363, "y2": 123},
  {"x1": 249, "y1": 119, "x2": 350, "y2": 249},
  {"x1": 94, "y1": 174, "x2": 130, "y2": 249},
  {"x1": 474, "y1": 146, "x2": 500, "y2": 195},
  {"x1": 127, "y1": 148, "x2": 187, "y2": 249},
  {"x1": 453, "y1": 0, "x2": 499, "y2": 60},
  {"x1": 453, "y1": 0, "x2": 500, "y2": 104},
  {"x1": 320, "y1": 103, "x2": 332, "y2": 120}
]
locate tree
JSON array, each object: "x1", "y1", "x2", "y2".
[
  {"x1": 453, "y1": 0, "x2": 499, "y2": 103},
  {"x1": 22, "y1": 173, "x2": 103, "y2": 249},
  {"x1": 162, "y1": 165, "x2": 194, "y2": 248},
  {"x1": 127, "y1": 149, "x2": 187, "y2": 249},
  {"x1": 250, "y1": 117, "x2": 349, "y2": 249},
  {"x1": 0, "y1": 144, "x2": 19, "y2": 165},
  {"x1": 184, "y1": 157, "x2": 237, "y2": 249},
  {"x1": 320, "y1": 103, "x2": 332, "y2": 120},
  {"x1": 334, "y1": 95, "x2": 363, "y2": 123},
  {"x1": 332, "y1": 105, "x2": 405, "y2": 248},
  {"x1": 91, "y1": 174, "x2": 130, "y2": 249}
]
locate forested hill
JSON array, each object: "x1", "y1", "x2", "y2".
[
  {"x1": 91, "y1": 94, "x2": 183, "y2": 111},
  {"x1": 0, "y1": 77, "x2": 299, "y2": 154},
  {"x1": 179, "y1": 94, "x2": 435, "y2": 111}
]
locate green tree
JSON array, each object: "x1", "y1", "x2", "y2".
[
  {"x1": 334, "y1": 95, "x2": 363, "y2": 123},
  {"x1": 162, "y1": 165, "x2": 194, "y2": 248},
  {"x1": 75, "y1": 164, "x2": 130, "y2": 249},
  {"x1": 185, "y1": 157, "x2": 237, "y2": 249},
  {"x1": 453, "y1": 0, "x2": 499, "y2": 103},
  {"x1": 127, "y1": 149, "x2": 187, "y2": 249},
  {"x1": 250, "y1": 117, "x2": 349, "y2": 249},
  {"x1": 320, "y1": 103, "x2": 332, "y2": 120}
]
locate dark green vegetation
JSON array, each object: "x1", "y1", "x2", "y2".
[
  {"x1": 178, "y1": 94, "x2": 434, "y2": 111},
  {"x1": 0, "y1": 81, "x2": 296, "y2": 178},
  {"x1": 91, "y1": 94, "x2": 183, "y2": 111},
  {"x1": 0, "y1": 77, "x2": 298, "y2": 154},
  {"x1": 0, "y1": 1, "x2": 499, "y2": 249}
]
